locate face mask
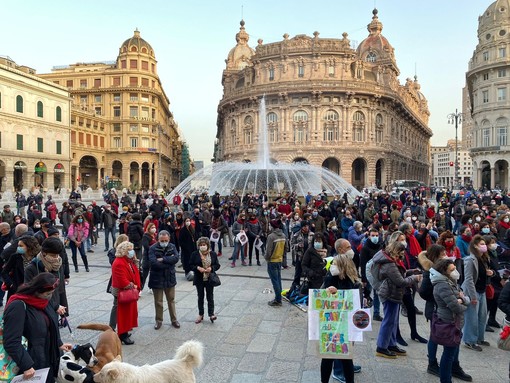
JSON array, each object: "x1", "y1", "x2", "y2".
[
  {"x1": 16, "y1": 246, "x2": 26, "y2": 254},
  {"x1": 450, "y1": 269, "x2": 460, "y2": 281},
  {"x1": 199, "y1": 245, "x2": 208, "y2": 252},
  {"x1": 345, "y1": 249, "x2": 355, "y2": 260},
  {"x1": 489, "y1": 243, "x2": 498, "y2": 250},
  {"x1": 34, "y1": 224, "x2": 41, "y2": 229},
  {"x1": 478, "y1": 244, "x2": 488, "y2": 253},
  {"x1": 314, "y1": 242, "x2": 323, "y2": 250},
  {"x1": 400, "y1": 241, "x2": 407, "y2": 248},
  {"x1": 77, "y1": 219, "x2": 83, "y2": 223},
  {"x1": 445, "y1": 240, "x2": 454, "y2": 248},
  {"x1": 159, "y1": 241, "x2": 168, "y2": 248},
  {"x1": 312, "y1": 212, "x2": 318, "y2": 218},
  {"x1": 294, "y1": 215, "x2": 299, "y2": 220},
  {"x1": 439, "y1": 211, "x2": 444, "y2": 216},
  {"x1": 405, "y1": 217, "x2": 412, "y2": 223},
  {"x1": 127, "y1": 250, "x2": 135, "y2": 258},
  {"x1": 332, "y1": 226, "x2": 338, "y2": 231},
  {"x1": 15, "y1": 220, "x2": 20, "y2": 224},
  {"x1": 475, "y1": 216, "x2": 481, "y2": 222},
  {"x1": 505, "y1": 218, "x2": 510, "y2": 223},
  {"x1": 264, "y1": 212, "x2": 268, "y2": 216},
  {"x1": 481, "y1": 228, "x2": 490, "y2": 234},
  {"x1": 185, "y1": 221, "x2": 191, "y2": 226},
  {"x1": 150, "y1": 228, "x2": 157, "y2": 234},
  {"x1": 468, "y1": 219, "x2": 473, "y2": 224},
  {"x1": 411, "y1": 217, "x2": 417, "y2": 221},
  {"x1": 370, "y1": 236, "x2": 379, "y2": 244}
]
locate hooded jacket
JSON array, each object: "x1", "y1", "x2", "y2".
[
  {"x1": 372, "y1": 250, "x2": 415, "y2": 304},
  {"x1": 431, "y1": 268, "x2": 469, "y2": 325},
  {"x1": 418, "y1": 251, "x2": 435, "y2": 320},
  {"x1": 265, "y1": 228, "x2": 286, "y2": 262}
]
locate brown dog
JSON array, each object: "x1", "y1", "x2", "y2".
[{"x1": 77, "y1": 323, "x2": 122, "y2": 373}]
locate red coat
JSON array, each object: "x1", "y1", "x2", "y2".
[
  {"x1": 112, "y1": 256, "x2": 141, "y2": 335},
  {"x1": 47, "y1": 203, "x2": 58, "y2": 221}
]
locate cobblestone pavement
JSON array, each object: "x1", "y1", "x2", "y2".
[{"x1": 39, "y1": 239, "x2": 510, "y2": 382}]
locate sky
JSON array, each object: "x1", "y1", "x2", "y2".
[{"x1": 2, "y1": 1, "x2": 490, "y2": 164}]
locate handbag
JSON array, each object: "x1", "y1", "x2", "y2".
[
  {"x1": 486, "y1": 284, "x2": 495, "y2": 300},
  {"x1": 498, "y1": 321, "x2": 510, "y2": 351},
  {"x1": 118, "y1": 288, "x2": 139, "y2": 304},
  {"x1": 430, "y1": 312, "x2": 462, "y2": 347},
  {"x1": 209, "y1": 272, "x2": 221, "y2": 287}
]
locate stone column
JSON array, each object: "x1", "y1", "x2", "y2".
[
  {"x1": 138, "y1": 167, "x2": 142, "y2": 189},
  {"x1": 4, "y1": 168, "x2": 14, "y2": 193},
  {"x1": 97, "y1": 170, "x2": 101, "y2": 191},
  {"x1": 149, "y1": 165, "x2": 153, "y2": 190},
  {"x1": 491, "y1": 166, "x2": 496, "y2": 189},
  {"x1": 46, "y1": 172, "x2": 54, "y2": 193}
]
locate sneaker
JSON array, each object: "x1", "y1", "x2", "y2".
[
  {"x1": 230, "y1": 262, "x2": 235, "y2": 268},
  {"x1": 217, "y1": 252, "x2": 222, "y2": 257},
  {"x1": 373, "y1": 314, "x2": 383, "y2": 322},
  {"x1": 464, "y1": 342, "x2": 482, "y2": 351},
  {"x1": 375, "y1": 347, "x2": 397, "y2": 359},
  {"x1": 388, "y1": 345, "x2": 407, "y2": 355},
  {"x1": 87, "y1": 249, "x2": 94, "y2": 253},
  {"x1": 268, "y1": 300, "x2": 282, "y2": 307},
  {"x1": 331, "y1": 374, "x2": 346, "y2": 382},
  {"x1": 414, "y1": 306, "x2": 423, "y2": 315},
  {"x1": 353, "y1": 365, "x2": 361, "y2": 373},
  {"x1": 242, "y1": 261, "x2": 247, "y2": 266},
  {"x1": 478, "y1": 340, "x2": 490, "y2": 347}
]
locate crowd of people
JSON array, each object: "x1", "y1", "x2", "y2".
[{"x1": 0, "y1": 185, "x2": 510, "y2": 382}]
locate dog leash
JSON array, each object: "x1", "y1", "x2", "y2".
[{"x1": 59, "y1": 315, "x2": 75, "y2": 339}]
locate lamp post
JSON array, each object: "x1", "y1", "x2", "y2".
[
  {"x1": 157, "y1": 125, "x2": 163, "y2": 191},
  {"x1": 447, "y1": 109, "x2": 463, "y2": 189}
]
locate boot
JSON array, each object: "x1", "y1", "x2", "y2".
[
  {"x1": 427, "y1": 360, "x2": 440, "y2": 377},
  {"x1": 82, "y1": 256, "x2": 89, "y2": 272},
  {"x1": 452, "y1": 362, "x2": 473, "y2": 382}
]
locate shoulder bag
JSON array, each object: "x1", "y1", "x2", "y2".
[
  {"x1": 209, "y1": 271, "x2": 221, "y2": 287},
  {"x1": 430, "y1": 311, "x2": 462, "y2": 347}
]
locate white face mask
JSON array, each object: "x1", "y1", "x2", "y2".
[
  {"x1": 344, "y1": 249, "x2": 355, "y2": 260},
  {"x1": 450, "y1": 269, "x2": 460, "y2": 281},
  {"x1": 199, "y1": 245, "x2": 208, "y2": 252},
  {"x1": 400, "y1": 241, "x2": 407, "y2": 248}
]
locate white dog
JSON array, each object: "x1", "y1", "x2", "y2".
[{"x1": 93, "y1": 340, "x2": 203, "y2": 383}]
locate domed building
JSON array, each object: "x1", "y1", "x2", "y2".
[
  {"x1": 466, "y1": 0, "x2": 510, "y2": 189},
  {"x1": 40, "y1": 29, "x2": 185, "y2": 191},
  {"x1": 215, "y1": 10, "x2": 432, "y2": 190}
]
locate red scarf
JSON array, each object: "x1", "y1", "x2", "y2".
[
  {"x1": 461, "y1": 234, "x2": 472, "y2": 243},
  {"x1": 6, "y1": 293, "x2": 49, "y2": 310},
  {"x1": 406, "y1": 230, "x2": 422, "y2": 257},
  {"x1": 500, "y1": 221, "x2": 510, "y2": 230}
]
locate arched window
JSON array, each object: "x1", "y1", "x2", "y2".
[
  {"x1": 293, "y1": 110, "x2": 308, "y2": 122},
  {"x1": 266, "y1": 112, "x2": 278, "y2": 124},
  {"x1": 353, "y1": 111, "x2": 365, "y2": 122},
  {"x1": 366, "y1": 52, "x2": 377, "y2": 62},
  {"x1": 244, "y1": 115, "x2": 253, "y2": 126},
  {"x1": 375, "y1": 113, "x2": 383, "y2": 126},
  {"x1": 324, "y1": 110, "x2": 339, "y2": 121},
  {"x1": 16, "y1": 95, "x2": 23, "y2": 113},
  {"x1": 269, "y1": 67, "x2": 275, "y2": 81},
  {"x1": 56, "y1": 106, "x2": 62, "y2": 122},
  {"x1": 230, "y1": 119, "x2": 236, "y2": 131},
  {"x1": 37, "y1": 101, "x2": 43, "y2": 117},
  {"x1": 269, "y1": 127, "x2": 278, "y2": 143}
]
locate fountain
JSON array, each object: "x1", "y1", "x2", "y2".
[{"x1": 167, "y1": 97, "x2": 362, "y2": 202}]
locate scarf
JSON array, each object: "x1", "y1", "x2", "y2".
[
  {"x1": 200, "y1": 252, "x2": 212, "y2": 281},
  {"x1": 500, "y1": 220, "x2": 510, "y2": 230},
  {"x1": 461, "y1": 234, "x2": 472, "y2": 243},
  {"x1": 406, "y1": 230, "x2": 422, "y2": 257},
  {"x1": 6, "y1": 293, "x2": 50, "y2": 310},
  {"x1": 38, "y1": 253, "x2": 62, "y2": 272}
]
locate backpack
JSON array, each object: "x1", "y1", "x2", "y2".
[{"x1": 366, "y1": 254, "x2": 382, "y2": 291}]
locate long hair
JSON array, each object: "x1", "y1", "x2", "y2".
[
  {"x1": 335, "y1": 254, "x2": 360, "y2": 283},
  {"x1": 114, "y1": 234, "x2": 129, "y2": 248},
  {"x1": 468, "y1": 234, "x2": 489, "y2": 262},
  {"x1": 18, "y1": 235, "x2": 41, "y2": 258},
  {"x1": 17, "y1": 272, "x2": 58, "y2": 295}
]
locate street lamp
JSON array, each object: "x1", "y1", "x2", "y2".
[{"x1": 447, "y1": 109, "x2": 463, "y2": 189}]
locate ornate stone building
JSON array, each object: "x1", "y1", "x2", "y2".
[
  {"x1": 466, "y1": 0, "x2": 510, "y2": 190},
  {"x1": 215, "y1": 10, "x2": 432, "y2": 190},
  {"x1": 40, "y1": 30, "x2": 184, "y2": 191},
  {"x1": 0, "y1": 56, "x2": 71, "y2": 193}
]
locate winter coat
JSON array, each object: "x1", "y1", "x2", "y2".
[
  {"x1": 111, "y1": 256, "x2": 140, "y2": 335},
  {"x1": 372, "y1": 250, "x2": 415, "y2": 304},
  {"x1": 359, "y1": 239, "x2": 381, "y2": 283},
  {"x1": 418, "y1": 251, "x2": 436, "y2": 321},
  {"x1": 190, "y1": 250, "x2": 220, "y2": 287},
  {"x1": 245, "y1": 219, "x2": 262, "y2": 240},
  {"x1": 148, "y1": 242, "x2": 179, "y2": 289},
  {"x1": 498, "y1": 281, "x2": 510, "y2": 321},
  {"x1": 431, "y1": 269, "x2": 469, "y2": 325},
  {"x1": 24, "y1": 256, "x2": 66, "y2": 312},
  {"x1": 67, "y1": 222, "x2": 89, "y2": 243},
  {"x1": 3, "y1": 300, "x2": 63, "y2": 382},
  {"x1": 291, "y1": 230, "x2": 314, "y2": 262},
  {"x1": 461, "y1": 254, "x2": 486, "y2": 301},
  {"x1": 127, "y1": 220, "x2": 144, "y2": 250},
  {"x1": 301, "y1": 247, "x2": 328, "y2": 289},
  {"x1": 179, "y1": 227, "x2": 197, "y2": 259},
  {"x1": 265, "y1": 228, "x2": 287, "y2": 263},
  {"x1": 348, "y1": 226, "x2": 365, "y2": 250}
]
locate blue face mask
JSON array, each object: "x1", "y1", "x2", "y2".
[
  {"x1": 314, "y1": 242, "x2": 323, "y2": 250},
  {"x1": 370, "y1": 236, "x2": 379, "y2": 244},
  {"x1": 17, "y1": 246, "x2": 26, "y2": 254},
  {"x1": 77, "y1": 218, "x2": 83, "y2": 223},
  {"x1": 481, "y1": 227, "x2": 490, "y2": 234},
  {"x1": 127, "y1": 249, "x2": 135, "y2": 258}
]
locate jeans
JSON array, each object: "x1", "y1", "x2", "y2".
[
  {"x1": 377, "y1": 300, "x2": 400, "y2": 349},
  {"x1": 211, "y1": 240, "x2": 222, "y2": 254},
  {"x1": 69, "y1": 241, "x2": 88, "y2": 270},
  {"x1": 366, "y1": 281, "x2": 381, "y2": 316},
  {"x1": 440, "y1": 345, "x2": 459, "y2": 383},
  {"x1": 321, "y1": 358, "x2": 354, "y2": 383},
  {"x1": 104, "y1": 226, "x2": 117, "y2": 250},
  {"x1": 232, "y1": 241, "x2": 245, "y2": 263},
  {"x1": 462, "y1": 291, "x2": 487, "y2": 344},
  {"x1": 267, "y1": 262, "x2": 282, "y2": 302}
]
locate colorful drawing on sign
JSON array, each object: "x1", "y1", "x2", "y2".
[{"x1": 319, "y1": 310, "x2": 350, "y2": 356}]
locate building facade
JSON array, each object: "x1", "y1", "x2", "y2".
[
  {"x1": 0, "y1": 56, "x2": 71, "y2": 193},
  {"x1": 466, "y1": 0, "x2": 510, "y2": 190},
  {"x1": 431, "y1": 140, "x2": 473, "y2": 188},
  {"x1": 215, "y1": 10, "x2": 432, "y2": 190},
  {"x1": 40, "y1": 30, "x2": 185, "y2": 191}
]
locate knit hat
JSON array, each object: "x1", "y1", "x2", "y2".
[
  {"x1": 47, "y1": 227, "x2": 60, "y2": 237},
  {"x1": 41, "y1": 237, "x2": 63, "y2": 254},
  {"x1": 270, "y1": 219, "x2": 282, "y2": 229}
]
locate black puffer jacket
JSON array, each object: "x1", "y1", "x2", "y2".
[
  {"x1": 148, "y1": 243, "x2": 179, "y2": 289},
  {"x1": 127, "y1": 220, "x2": 144, "y2": 250},
  {"x1": 498, "y1": 281, "x2": 510, "y2": 322},
  {"x1": 373, "y1": 250, "x2": 416, "y2": 304},
  {"x1": 418, "y1": 251, "x2": 436, "y2": 321},
  {"x1": 301, "y1": 247, "x2": 328, "y2": 289}
]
